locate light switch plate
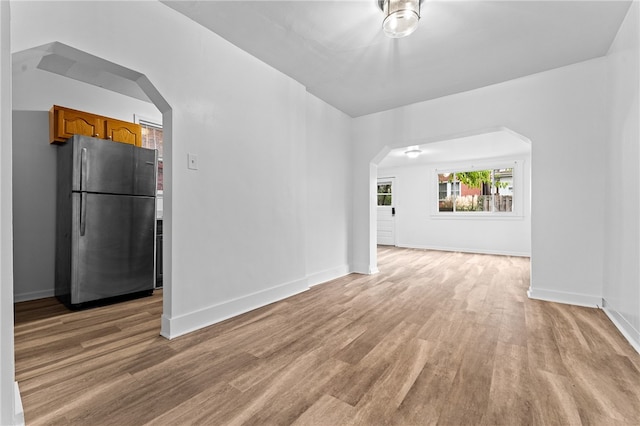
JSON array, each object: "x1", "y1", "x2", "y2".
[{"x1": 187, "y1": 153, "x2": 198, "y2": 170}]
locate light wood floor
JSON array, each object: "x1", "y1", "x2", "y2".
[{"x1": 15, "y1": 247, "x2": 640, "y2": 425}]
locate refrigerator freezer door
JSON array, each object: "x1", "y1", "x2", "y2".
[
  {"x1": 71, "y1": 135, "x2": 156, "y2": 196},
  {"x1": 70, "y1": 192, "x2": 155, "y2": 304}
]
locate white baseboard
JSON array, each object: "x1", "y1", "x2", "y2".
[
  {"x1": 13, "y1": 289, "x2": 55, "y2": 303},
  {"x1": 350, "y1": 263, "x2": 379, "y2": 275},
  {"x1": 527, "y1": 287, "x2": 601, "y2": 308},
  {"x1": 398, "y1": 243, "x2": 530, "y2": 257},
  {"x1": 602, "y1": 301, "x2": 640, "y2": 354},
  {"x1": 307, "y1": 265, "x2": 350, "y2": 287},
  {"x1": 14, "y1": 381, "x2": 25, "y2": 426},
  {"x1": 160, "y1": 276, "x2": 309, "y2": 340}
]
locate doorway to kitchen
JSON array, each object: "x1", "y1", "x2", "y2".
[{"x1": 11, "y1": 42, "x2": 173, "y2": 334}]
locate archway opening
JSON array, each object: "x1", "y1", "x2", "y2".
[
  {"x1": 11, "y1": 41, "x2": 173, "y2": 336},
  {"x1": 369, "y1": 128, "x2": 532, "y2": 272}
]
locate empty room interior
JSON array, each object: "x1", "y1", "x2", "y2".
[{"x1": 1, "y1": 0, "x2": 639, "y2": 424}]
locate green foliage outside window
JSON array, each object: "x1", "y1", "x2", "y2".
[
  {"x1": 377, "y1": 183, "x2": 392, "y2": 206},
  {"x1": 439, "y1": 168, "x2": 513, "y2": 213}
]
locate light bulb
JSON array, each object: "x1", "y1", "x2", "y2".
[{"x1": 382, "y1": 0, "x2": 421, "y2": 38}]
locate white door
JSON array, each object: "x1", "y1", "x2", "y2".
[{"x1": 377, "y1": 178, "x2": 395, "y2": 246}]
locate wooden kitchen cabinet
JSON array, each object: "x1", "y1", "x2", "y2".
[
  {"x1": 50, "y1": 106, "x2": 103, "y2": 142},
  {"x1": 105, "y1": 118, "x2": 142, "y2": 146},
  {"x1": 49, "y1": 105, "x2": 142, "y2": 146}
]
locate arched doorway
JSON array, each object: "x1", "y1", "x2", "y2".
[
  {"x1": 11, "y1": 42, "x2": 173, "y2": 336},
  {"x1": 368, "y1": 127, "x2": 532, "y2": 272}
]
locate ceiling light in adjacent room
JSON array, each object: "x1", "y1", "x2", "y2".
[
  {"x1": 379, "y1": 0, "x2": 422, "y2": 38},
  {"x1": 405, "y1": 148, "x2": 422, "y2": 158}
]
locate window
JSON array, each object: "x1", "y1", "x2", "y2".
[
  {"x1": 137, "y1": 117, "x2": 163, "y2": 194},
  {"x1": 377, "y1": 182, "x2": 392, "y2": 206},
  {"x1": 439, "y1": 181, "x2": 460, "y2": 204},
  {"x1": 437, "y1": 167, "x2": 514, "y2": 213}
]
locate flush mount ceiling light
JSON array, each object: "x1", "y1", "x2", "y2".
[
  {"x1": 404, "y1": 148, "x2": 422, "y2": 158},
  {"x1": 378, "y1": 0, "x2": 423, "y2": 38}
]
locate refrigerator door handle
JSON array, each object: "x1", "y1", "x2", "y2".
[
  {"x1": 80, "y1": 147, "x2": 88, "y2": 191},
  {"x1": 80, "y1": 192, "x2": 87, "y2": 236}
]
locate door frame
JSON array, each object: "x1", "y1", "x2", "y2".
[{"x1": 376, "y1": 176, "x2": 396, "y2": 246}]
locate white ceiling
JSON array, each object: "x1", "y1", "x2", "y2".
[
  {"x1": 162, "y1": 0, "x2": 631, "y2": 117},
  {"x1": 12, "y1": 42, "x2": 151, "y2": 103},
  {"x1": 378, "y1": 130, "x2": 531, "y2": 168}
]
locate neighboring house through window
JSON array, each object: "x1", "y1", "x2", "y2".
[{"x1": 437, "y1": 166, "x2": 515, "y2": 214}]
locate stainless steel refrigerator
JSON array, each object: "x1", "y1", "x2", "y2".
[{"x1": 55, "y1": 135, "x2": 157, "y2": 309}]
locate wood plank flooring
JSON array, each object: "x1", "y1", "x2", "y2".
[{"x1": 14, "y1": 247, "x2": 640, "y2": 425}]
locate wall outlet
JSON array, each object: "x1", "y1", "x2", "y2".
[{"x1": 187, "y1": 153, "x2": 198, "y2": 170}]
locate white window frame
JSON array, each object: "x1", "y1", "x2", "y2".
[
  {"x1": 433, "y1": 160, "x2": 524, "y2": 219},
  {"x1": 441, "y1": 181, "x2": 460, "y2": 198},
  {"x1": 377, "y1": 179, "x2": 393, "y2": 206}
]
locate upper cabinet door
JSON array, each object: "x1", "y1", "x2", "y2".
[
  {"x1": 52, "y1": 106, "x2": 104, "y2": 142},
  {"x1": 105, "y1": 119, "x2": 142, "y2": 146}
]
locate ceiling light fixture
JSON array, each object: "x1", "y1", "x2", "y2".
[
  {"x1": 404, "y1": 148, "x2": 422, "y2": 158},
  {"x1": 379, "y1": 0, "x2": 423, "y2": 38}
]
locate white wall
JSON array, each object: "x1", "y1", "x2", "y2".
[
  {"x1": 604, "y1": 1, "x2": 640, "y2": 352},
  {"x1": 0, "y1": 1, "x2": 22, "y2": 424},
  {"x1": 9, "y1": 1, "x2": 352, "y2": 340},
  {"x1": 12, "y1": 73, "x2": 161, "y2": 302},
  {"x1": 378, "y1": 154, "x2": 531, "y2": 257},
  {"x1": 12, "y1": 111, "x2": 54, "y2": 303},
  {"x1": 305, "y1": 92, "x2": 352, "y2": 285},
  {"x1": 353, "y1": 58, "x2": 608, "y2": 307},
  {"x1": 12, "y1": 69, "x2": 161, "y2": 122}
]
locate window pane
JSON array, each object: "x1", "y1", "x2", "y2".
[
  {"x1": 437, "y1": 168, "x2": 514, "y2": 213},
  {"x1": 377, "y1": 183, "x2": 391, "y2": 194},
  {"x1": 493, "y1": 168, "x2": 513, "y2": 212},
  {"x1": 157, "y1": 159, "x2": 163, "y2": 191},
  {"x1": 438, "y1": 182, "x2": 447, "y2": 200},
  {"x1": 455, "y1": 170, "x2": 490, "y2": 210},
  {"x1": 140, "y1": 122, "x2": 163, "y2": 193},
  {"x1": 452, "y1": 181, "x2": 460, "y2": 198},
  {"x1": 377, "y1": 182, "x2": 392, "y2": 206},
  {"x1": 438, "y1": 173, "x2": 453, "y2": 211},
  {"x1": 454, "y1": 172, "x2": 480, "y2": 211},
  {"x1": 141, "y1": 126, "x2": 163, "y2": 157},
  {"x1": 378, "y1": 194, "x2": 392, "y2": 206}
]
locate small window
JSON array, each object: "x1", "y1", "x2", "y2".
[
  {"x1": 377, "y1": 182, "x2": 392, "y2": 206},
  {"x1": 437, "y1": 168, "x2": 514, "y2": 213},
  {"x1": 137, "y1": 117, "x2": 163, "y2": 194}
]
